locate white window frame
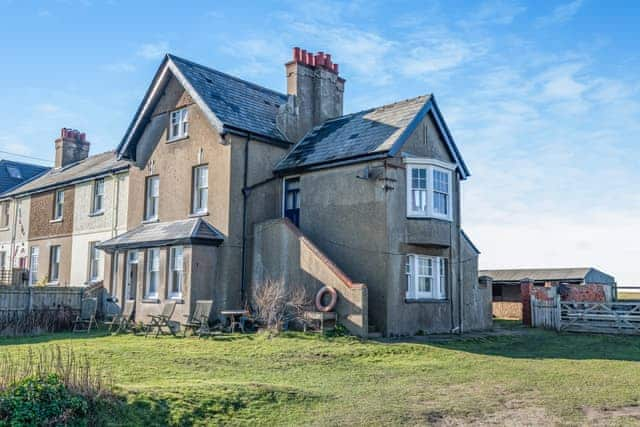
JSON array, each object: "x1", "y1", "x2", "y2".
[
  {"x1": 192, "y1": 165, "x2": 208, "y2": 214},
  {"x1": 125, "y1": 250, "x2": 139, "y2": 301},
  {"x1": 404, "y1": 158, "x2": 454, "y2": 221},
  {"x1": 145, "y1": 176, "x2": 159, "y2": 221},
  {"x1": 169, "y1": 107, "x2": 189, "y2": 141},
  {"x1": 53, "y1": 190, "x2": 64, "y2": 220},
  {"x1": 88, "y1": 241, "x2": 102, "y2": 283},
  {"x1": 29, "y1": 246, "x2": 39, "y2": 285},
  {"x1": 145, "y1": 248, "x2": 160, "y2": 299},
  {"x1": 405, "y1": 254, "x2": 447, "y2": 300},
  {"x1": 92, "y1": 178, "x2": 105, "y2": 214},
  {"x1": 49, "y1": 245, "x2": 61, "y2": 284},
  {"x1": 168, "y1": 246, "x2": 184, "y2": 299}
]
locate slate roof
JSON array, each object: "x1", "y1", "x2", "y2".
[
  {"x1": 479, "y1": 268, "x2": 613, "y2": 284},
  {"x1": 0, "y1": 160, "x2": 49, "y2": 195},
  {"x1": 275, "y1": 95, "x2": 430, "y2": 172},
  {"x1": 4, "y1": 151, "x2": 129, "y2": 198},
  {"x1": 118, "y1": 54, "x2": 289, "y2": 159},
  {"x1": 169, "y1": 54, "x2": 288, "y2": 140},
  {"x1": 97, "y1": 218, "x2": 224, "y2": 252}
]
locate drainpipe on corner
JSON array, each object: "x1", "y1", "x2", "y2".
[
  {"x1": 240, "y1": 133, "x2": 252, "y2": 304},
  {"x1": 9, "y1": 197, "x2": 19, "y2": 274},
  {"x1": 457, "y1": 178, "x2": 464, "y2": 334}
]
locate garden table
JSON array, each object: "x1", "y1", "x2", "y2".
[{"x1": 220, "y1": 310, "x2": 249, "y2": 333}]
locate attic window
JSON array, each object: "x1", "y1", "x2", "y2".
[
  {"x1": 7, "y1": 166, "x2": 21, "y2": 179},
  {"x1": 169, "y1": 107, "x2": 189, "y2": 141}
]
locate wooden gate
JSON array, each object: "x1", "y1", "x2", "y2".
[
  {"x1": 560, "y1": 301, "x2": 640, "y2": 334},
  {"x1": 531, "y1": 295, "x2": 560, "y2": 331}
]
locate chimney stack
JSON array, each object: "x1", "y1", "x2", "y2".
[
  {"x1": 277, "y1": 47, "x2": 345, "y2": 142},
  {"x1": 54, "y1": 128, "x2": 90, "y2": 169}
]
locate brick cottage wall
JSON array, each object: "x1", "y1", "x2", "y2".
[{"x1": 521, "y1": 279, "x2": 609, "y2": 326}]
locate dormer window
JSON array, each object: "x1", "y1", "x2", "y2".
[
  {"x1": 405, "y1": 158, "x2": 453, "y2": 221},
  {"x1": 169, "y1": 107, "x2": 189, "y2": 141}
]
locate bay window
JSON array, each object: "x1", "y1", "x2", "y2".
[
  {"x1": 406, "y1": 254, "x2": 447, "y2": 300},
  {"x1": 405, "y1": 159, "x2": 453, "y2": 220},
  {"x1": 168, "y1": 246, "x2": 184, "y2": 299}
]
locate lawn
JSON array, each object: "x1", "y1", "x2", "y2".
[{"x1": 3, "y1": 327, "x2": 640, "y2": 426}]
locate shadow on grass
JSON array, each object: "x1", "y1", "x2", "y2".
[
  {"x1": 0, "y1": 329, "x2": 112, "y2": 346},
  {"x1": 419, "y1": 328, "x2": 640, "y2": 362}
]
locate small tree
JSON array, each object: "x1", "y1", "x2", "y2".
[{"x1": 252, "y1": 280, "x2": 310, "y2": 332}]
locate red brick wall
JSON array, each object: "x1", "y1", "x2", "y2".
[{"x1": 565, "y1": 284, "x2": 606, "y2": 302}]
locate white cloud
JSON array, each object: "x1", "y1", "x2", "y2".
[
  {"x1": 137, "y1": 42, "x2": 169, "y2": 60},
  {"x1": 536, "y1": 0, "x2": 584, "y2": 27},
  {"x1": 462, "y1": 0, "x2": 526, "y2": 26},
  {"x1": 34, "y1": 103, "x2": 61, "y2": 113}
]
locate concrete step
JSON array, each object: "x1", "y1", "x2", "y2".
[{"x1": 367, "y1": 331, "x2": 383, "y2": 338}]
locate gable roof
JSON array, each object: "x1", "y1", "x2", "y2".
[
  {"x1": 97, "y1": 218, "x2": 224, "y2": 252},
  {"x1": 0, "y1": 160, "x2": 49, "y2": 196},
  {"x1": 479, "y1": 267, "x2": 616, "y2": 284},
  {"x1": 3, "y1": 151, "x2": 129, "y2": 198},
  {"x1": 274, "y1": 95, "x2": 470, "y2": 178},
  {"x1": 118, "y1": 54, "x2": 289, "y2": 160}
]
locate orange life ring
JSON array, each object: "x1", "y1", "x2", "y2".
[{"x1": 315, "y1": 286, "x2": 338, "y2": 312}]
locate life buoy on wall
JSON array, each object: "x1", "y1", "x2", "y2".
[{"x1": 315, "y1": 286, "x2": 338, "y2": 312}]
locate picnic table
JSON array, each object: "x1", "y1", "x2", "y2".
[{"x1": 221, "y1": 310, "x2": 249, "y2": 333}]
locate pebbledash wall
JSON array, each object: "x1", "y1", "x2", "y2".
[{"x1": 70, "y1": 173, "x2": 129, "y2": 286}]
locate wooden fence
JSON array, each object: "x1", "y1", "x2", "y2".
[
  {"x1": 531, "y1": 294, "x2": 640, "y2": 335},
  {"x1": 0, "y1": 286, "x2": 84, "y2": 314}
]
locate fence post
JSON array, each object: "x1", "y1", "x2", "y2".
[
  {"x1": 555, "y1": 294, "x2": 561, "y2": 331},
  {"x1": 530, "y1": 294, "x2": 535, "y2": 327},
  {"x1": 27, "y1": 286, "x2": 33, "y2": 313}
]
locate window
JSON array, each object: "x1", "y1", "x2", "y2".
[
  {"x1": 125, "y1": 251, "x2": 139, "y2": 301},
  {"x1": 283, "y1": 178, "x2": 300, "y2": 227},
  {"x1": 405, "y1": 160, "x2": 453, "y2": 220},
  {"x1": 53, "y1": 190, "x2": 64, "y2": 220},
  {"x1": 88, "y1": 242, "x2": 102, "y2": 282},
  {"x1": 168, "y1": 246, "x2": 184, "y2": 299},
  {"x1": 49, "y1": 245, "x2": 61, "y2": 283},
  {"x1": 169, "y1": 107, "x2": 189, "y2": 140},
  {"x1": 92, "y1": 178, "x2": 105, "y2": 214},
  {"x1": 145, "y1": 248, "x2": 160, "y2": 299},
  {"x1": 29, "y1": 247, "x2": 39, "y2": 285},
  {"x1": 192, "y1": 166, "x2": 208, "y2": 214},
  {"x1": 7, "y1": 166, "x2": 22, "y2": 179},
  {"x1": 405, "y1": 254, "x2": 447, "y2": 300},
  {"x1": 0, "y1": 251, "x2": 7, "y2": 271},
  {"x1": 0, "y1": 201, "x2": 9, "y2": 228},
  {"x1": 145, "y1": 176, "x2": 159, "y2": 221}
]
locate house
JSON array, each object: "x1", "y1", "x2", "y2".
[
  {"x1": 481, "y1": 267, "x2": 616, "y2": 319},
  {"x1": 0, "y1": 160, "x2": 49, "y2": 275},
  {"x1": 1, "y1": 129, "x2": 129, "y2": 286},
  {"x1": 95, "y1": 48, "x2": 491, "y2": 336}
]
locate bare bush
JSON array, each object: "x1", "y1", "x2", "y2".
[
  {"x1": 0, "y1": 306, "x2": 76, "y2": 337},
  {"x1": 0, "y1": 345, "x2": 112, "y2": 398},
  {"x1": 252, "y1": 280, "x2": 311, "y2": 332}
]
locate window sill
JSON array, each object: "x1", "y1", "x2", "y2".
[
  {"x1": 47, "y1": 282, "x2": 60, "y2": 286},
  {"x1": 188, "y1": 211, "x2": 209, "y2": 218},
  {"x1": 406, "y1": 214, "x2": 452, "y2": 222},
  {"x1": 405, "y1": 298, "x2": 449, "y2": 304},
  {"x1": 168, "y1": 297, "x2": 184, "y2": 303},
  {"x1": 89, "y1": 211, "x2": 104, "y2": 217},
  {"x1": 142, "y1": 298, "x2": 160, "y2": 304},
  {"x1": 167, "y1": 135, "x2": 189, "y2": 144},
  {"x1": 50, "y1": 218, "x2": 63, "y2": 224},
  {"x1": 142, "y1": 218, "x2": 159, "y2": 224},
  {"x1": 0, "y1": 227, "x2": 9, "y2": 232}
]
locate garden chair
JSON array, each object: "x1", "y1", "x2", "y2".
[
  {"x1": 104, "y1": 301, "x2": 135, "y2": 334},
  {"x1": 72, "y1": 298, "x2": 98, "y2": 333},
  {"x1": 181, "y1": 300, "x2": 214, "y2": 337},
  {"x1": 144, "y1": 300, "x2": 177, "y2": 338}
]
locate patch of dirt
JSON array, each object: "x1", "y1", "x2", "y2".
[
  {"x1": 583, "y1": 406, "x2": 640, "y2": 425},
  {"x1": 429, "y1": 404, "x2": 559, "y2": 426}
]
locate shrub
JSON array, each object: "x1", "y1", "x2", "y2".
[
  {"x1": 0, "y1": 306, "x2": 76, "y2": 337},
  {"x1": 0, "y1": 374, "x2": 89, "y2": 426},
  {"x1": 252, "y1": 280, "x2": 311, "y2": 332}
]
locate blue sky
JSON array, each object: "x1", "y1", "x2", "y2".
[{"x1": 2, "y1": 1, "x2": 640, "y2": 284}]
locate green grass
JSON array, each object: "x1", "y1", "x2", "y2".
[
  {"x1": 3, "y1": 329, "x2": 640, "y2": 426},
  {"x1": 617, "y1": 292, "x2": 640, "y2": 301}
]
